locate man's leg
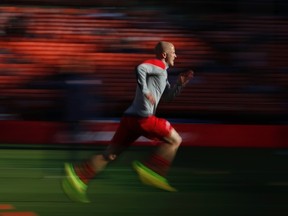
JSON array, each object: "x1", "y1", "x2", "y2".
[
  {"x1": 62, "y1": 149, "x2": 117, "y2": 203},
  {"x1": 72, "y1": 139, "x2": 131, "y2": 185},
  {"x1": 133, "y1": 117, "x2": 182, "y2": 191},
  {"x1": 145, "y1": 128, "x2": 182, "y2": 176},
  {"x1": 63, "y1": 145, "x2": 127, "y2": 203},
  {"x1": 63, "y1": 117, "x2": 139, "y2": 202}
]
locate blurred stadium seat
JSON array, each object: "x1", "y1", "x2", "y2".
[{"x1": 0, "y1": 2, "x2": 287, "y2": 123}]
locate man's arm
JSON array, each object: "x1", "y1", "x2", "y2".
[
  {"x1": 136, "y1": 64, "x2": 156, "y2": 105},
  {"x1": 162, "y1": 70, "x2": 194, "y2": 102}
]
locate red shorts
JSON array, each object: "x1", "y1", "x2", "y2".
[{"x1": 108, "y1": 115, "x2": 173, "y2": 155}]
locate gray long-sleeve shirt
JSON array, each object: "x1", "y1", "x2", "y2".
[{"x1": 124, "y1": 59, "x2": 183, "y2": 117}]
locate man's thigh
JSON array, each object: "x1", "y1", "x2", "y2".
[{"x1": 139, "y1": 116, "x2": 173, "y2": 141}]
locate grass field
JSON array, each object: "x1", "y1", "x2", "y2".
[{"x1": 0, "y1": 144, "x2": 288, "y2": 216}]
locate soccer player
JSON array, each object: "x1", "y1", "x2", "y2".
[{"x1": 62, "y1": 41, "x2": 194, "y2": 202}]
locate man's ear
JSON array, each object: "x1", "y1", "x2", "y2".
[{"x1": 162, "y1": 52, "x2": 167, "y2": 58}]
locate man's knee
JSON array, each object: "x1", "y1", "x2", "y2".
[
  {"x1": 165, "y1": 129, "x2": 182, "y2": 148},
  {"x1": 102, "y1": 152, "x2": 117, "y2": 161},
  {"x1": 102, "y1": 144, "x2": 122, "y2": 161},
  {"x1": 173, "y1": 133, "x2": 182, "y2": 148},
  {"x1": 176, "y1": 134, "x2": 182, "y2": 146}
]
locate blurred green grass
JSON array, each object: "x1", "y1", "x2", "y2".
[{"x1": 0, "y1": 145, "x2": 288, "y2": 216}]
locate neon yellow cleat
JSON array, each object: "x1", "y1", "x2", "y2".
[
  {"x1": 132, "y1": 160, "x2": 177, "y2": 192},
  {"x1": 62, "y1": 163, "x2": 90, "y2": 203}
]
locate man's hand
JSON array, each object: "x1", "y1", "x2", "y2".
[
  {"x1": 145, "y1": 92, "x2": 156, "y2": 105},
  {"x1": 177, "y1": 70, "x2": 194, "y2": 86}
]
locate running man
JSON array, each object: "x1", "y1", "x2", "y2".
[{"x1": 62, "y1": 41, "x2": 194, "y2": 202}]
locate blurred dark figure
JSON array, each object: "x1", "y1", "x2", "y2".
[
  {"x1": 4, "y1": 15, "x2": 29, "y2": 37},
  {"x1": 57, "y1": 57, "x2": 101, "y2": 145}
]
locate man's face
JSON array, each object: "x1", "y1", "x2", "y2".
[{"x1": 165, "y1": 45, "x2": 177, "y2": 67}]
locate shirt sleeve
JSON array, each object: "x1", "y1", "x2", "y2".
[
  {"x1": 161, "y1": 80, "x2": 183, "y2": 102},
  {"x1": 136, "y1": 64, "x2": 151, "y2": 95}
]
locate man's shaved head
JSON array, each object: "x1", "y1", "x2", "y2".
[
  {"x1": 154, "y1": 41, "x2": 176, "y2": 67},
  {"x1": 154, "y1": 41, "x2": 174, "y2": 56}
]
